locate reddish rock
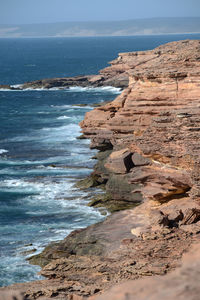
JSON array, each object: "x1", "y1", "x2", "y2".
[
  {"x1": 92, "y1": 242, "x2": 200, "y2": 300},
  {"x1": 80, "y1": 40, "x2": 200, "y2": 204},
  {"x1": 131, "y1": 152, "x2": 150, "y2": 166},
  {"x1": 104, "y1": 148, "x2": 134, "y2": 174},
  {"x1": 0, "y1": 291, "x2": 25, "y2": 300}
]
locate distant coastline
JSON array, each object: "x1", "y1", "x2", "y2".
[
  {"x1": 0, "y1": 17, "x2": 200, "y2": 38},
  {"x1": 1, "y1": 32, "x2": 200, "y2": 39}
]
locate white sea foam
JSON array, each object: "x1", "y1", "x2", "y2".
[
  {"x1": 0, "y1": 85, "x2": 122, "y2": 94},
  {"x1": 0, "y1": 149, "x2": 8, "y2": 154},
  {"x1": 0, "y1": 177, "x2": 102, "y2": 214},
  {"x1": 11, "y1": 84, "x2": 23, "y2": 89},
  {"x1": 0, "y1": 84, "x2": 23, "y2": 91},
  {"x1": 0, "y1": 255, "x2": 42, "y2": 286},
  {"x1": 0, "y1": 157, "x2": 63, "y2": 166},
  {"x1": 0, "y1": 167, "x2": 90, "y2": 177},
  {"x1": 0, "y1": 172, "x2": 105, "y2": 285},
  {"x1": 7, "y1": 123, "x2": 81, "y2": 143},
  {"x1": 57, "y1": 115, "x2": 71, "y2": 120},
  {"x1": 51, "y1": 104, "x2": 93, "y2": 110},
  {"x1": 0, "y1": 179, "x2": 41, "y2": 194},
  {"x1": 68, "y1": 86, "x2": 122, "y2": 94},
  {"x1": 24, "y1": 87, "x2": 46, "y2": 91},
  {"x1": 0, "y1": 178, "x2": 74, "y2": 198},
  {"x1": 49, "y1": 87, "x2": 65, "y2": 91},
  {"x1": 0, "y1": 88, "x2": 13, "y2": 91},
  {"x1": 37, "y1": 111, "x2": 51, "y2": 114}
]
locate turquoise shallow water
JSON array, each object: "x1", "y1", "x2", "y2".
[{"x1": 0, "y1": 34, "x2": 200, "y2": 286}]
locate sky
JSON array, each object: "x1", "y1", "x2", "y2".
[{"x1": 0, "y1": 0, "x2": 200, "y2": 24}]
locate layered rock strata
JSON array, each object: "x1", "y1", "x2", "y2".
[
  {"x1": 1, "y1": 40, "x2": 200, "y2": 300},
  {"x1": 80, "y1": 39, "x2": 200, "y2": 205}
]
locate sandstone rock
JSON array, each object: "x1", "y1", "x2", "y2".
[
  {"x1": 106, "y1": 173, "x2": 142, "y2": 202},
  {"x1": 0, "y1": 291, "x2": 25, "y2": 300},
  {"x1": 129, "y1": 165, "x2": 191, "y2": 203},
  {"x1": 80, "y1": 40, "x2": 200, "y2": 204},
  {"x1": 1, "y1": 205, "x2": 198, "y2": 299},
  {"x1": 131, "y1": 153, "x2": 150, "y2": 166},
  {"x1": 180, "y1": 223, "x2": 200, "y2": 234},
  {"x1": 0, "y1": 84, "x2": 12, "y2": 90},
  {"x1": 181, "y1": 208, "x2": 200, "y2": 225},
  {"x1": 92, "y1": 243, "x2": 200, "y2": 300},
  {"x1": 104, "y1": 148, "x2": 134, "y2": 174}
]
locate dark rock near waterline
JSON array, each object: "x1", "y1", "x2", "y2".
[
  {"x1": 106, "y1": 173, "x2": 142, "y2": 203},
  {"x1": 88, "y1": 192, "x2": 139, "y2": 213},
  {"x1": 27, "y1": 209, "x2": 139, "y2": 268},
  {"x1": 74, "y1": 174, "x2": 103, "y2": 189},
  {"x1": 76, "y1": 134, "x2": 87, "y2": 140},
  {"x1": 20, "y1": 248, "x2": 37, "y2": 256},
  {"x1": 0, "y1": 84, "x2": 21, "y2": 90}
]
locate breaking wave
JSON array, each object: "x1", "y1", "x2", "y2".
[{"x1": 0, "y1": 85, "x2": 122, "y2": 94}]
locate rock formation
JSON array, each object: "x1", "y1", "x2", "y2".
[
  {"x1": 0, "y1": 54, "x2": 130, "y2": 90},
  {"x1": 1, "y1": 40, "x2": 200, "y2": 300},
  {"x1": 92, "y1": 242, "x2": 200, "y2": 300},
  {"x1": 80, "y1": 39, "x2": 200, "y2": 206}
]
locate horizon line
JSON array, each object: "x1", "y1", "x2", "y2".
[{"x1": 1, "y1": 16, "x2": 200, "y2": 26}]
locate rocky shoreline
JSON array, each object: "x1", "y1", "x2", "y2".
[
  {"x1": 1, "y1": 39, "x2": 200, "y2": 300},
  {"x1": 0, "y1": 54, "x2": 130, "y2": 91}
]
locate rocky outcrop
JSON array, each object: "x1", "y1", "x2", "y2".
[
  {"x1": 0, "y1": 54, "x2": 132, "y2": 90},
  {"x1": 80, "y1": 40, "x2": 200, "y2": 205},
  {"x1": 92, "y1": 242, "x2": 200, "y2": 300},
  {"x1": 0, "y1": 291, "x2": 25, "y2": 300},
  {"x1": 1, "y1": 201, "x2": 199, "y2": 299},
  {"x1": 20, "y1": 53, "x2": 133, "y2": 89},
  {"x1": 1, "y1": 40, "x2": 200, "y2": 300}
]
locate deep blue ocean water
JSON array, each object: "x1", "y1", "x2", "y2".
[{"x1": 0, "y1": 34, "x2": 200, "y2": 287}]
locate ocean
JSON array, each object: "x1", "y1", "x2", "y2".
[{"x1": 0, "y1": 34, "x2": 200, "y2": 287}]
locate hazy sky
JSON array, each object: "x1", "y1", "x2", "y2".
[{"x1": 1, "y1": 0, "x2": 200, "y2": 24}]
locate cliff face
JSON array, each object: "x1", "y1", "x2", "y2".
[{"x1": 80, "y1": 40, "x2": 200, "y2": 205}]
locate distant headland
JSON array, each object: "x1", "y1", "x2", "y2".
[{"x1": 0, "y1": 17, "x2": 200, "y2": 38}]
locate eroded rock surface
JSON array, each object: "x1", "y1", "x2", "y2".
[
  {"x1": 92, "y1": 242, "x2": 200, "y2": 300},
  {"x1": 80, "y1": 40, "x2": 200, "y2": 204}
]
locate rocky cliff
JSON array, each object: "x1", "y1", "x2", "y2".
[
  {"x1": 1, "y1": 40, "x2": 200, "y2": 300},
  {"x1": 80, "y1": 39, "x2": 200, "y2": 205}
]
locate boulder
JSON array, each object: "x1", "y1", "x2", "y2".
[{"x1": 104, "y1": 148, "x2": 134, "y2": 174}]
